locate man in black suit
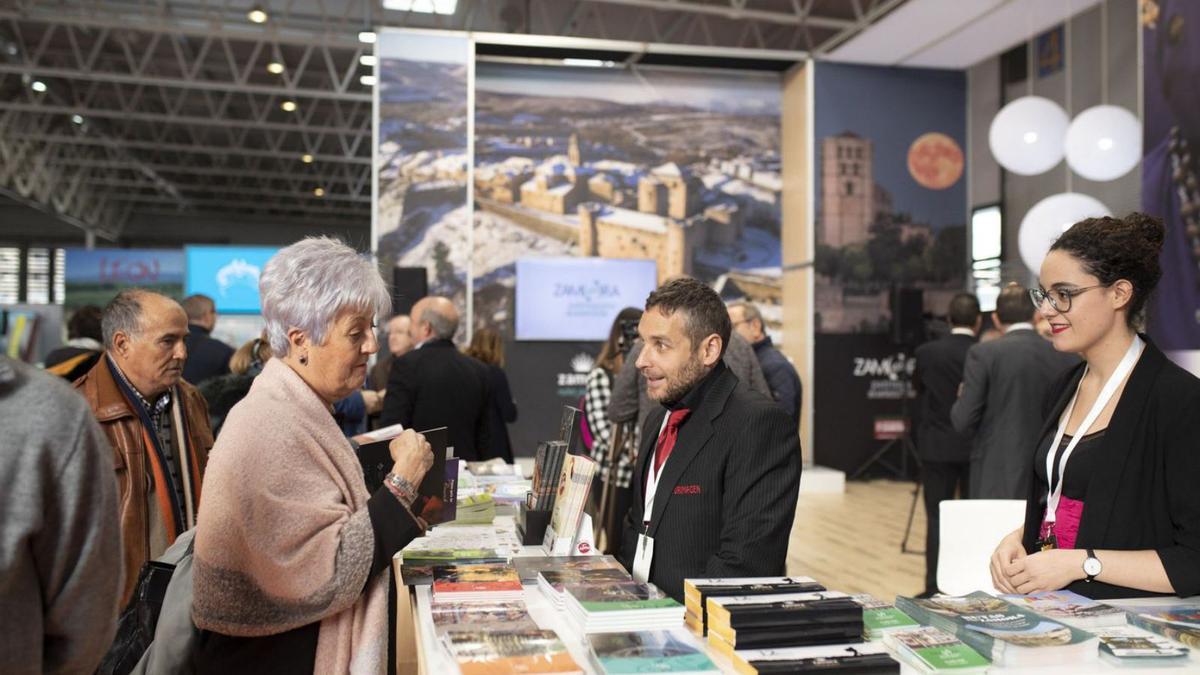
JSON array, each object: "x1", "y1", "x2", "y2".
[
  {"x1": 952, "y1": 283, "x2": 1078, "y2": 499},
  {"x1": 380, "y1": 296, "x2": 491, "y2": 461},
  {"x1": 618, "y1": 278, "x2": 801, "y2": 601},
  {"x1": 912, "y1": 292, "x2": 979, "y2": 597},
  {"x1": 181, "y1": 294, "x2": 234, "y2": 386}
]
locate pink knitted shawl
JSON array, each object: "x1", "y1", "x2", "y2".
[{"x1": 192, "y1": 358, "x2": 386, "y2": 673}]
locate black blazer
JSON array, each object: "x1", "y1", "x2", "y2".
[
  {"x1": 618, "y1": 365, "x2": 802, "y2": 601},
  {"x1": 1021, "y1": 338, "x2": 1200, "y2": 599},
  {"x1": 912, "y1": 332, "x2": 975, "y2": 463},
  {"x1": 182, "y1": 324, "x2": 234, "y2": 386},
  {"x1": 380, "y1": 339, "x2": 491, "y2": 462},
  {"x1": 482, "y1": 362, "x2": 517, "y2": 463}
]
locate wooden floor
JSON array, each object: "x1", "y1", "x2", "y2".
[{"x1": 786, "y1": 479, "x2": 927, "y2": 602}]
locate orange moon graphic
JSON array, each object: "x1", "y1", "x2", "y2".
[{"x1": 907, "y1": 132, "x2": 964, "y2": 190}]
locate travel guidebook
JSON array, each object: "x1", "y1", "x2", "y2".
[
  {"x1": 396, "y1": 548, "x2": 508, "y2": 585},
  {"x1": 895, "y1": 592, "x2": 1098, "y2": 667},
  {"x1": 1122, "y1": 604, "x2": 1200, "y2": 648},
  {"x1": 514, "y1": 555, "x2": 624, "y2": 584},
  {"x1": 882, "y1": 627, "x2": 989, "y2": 674},
  {"x1": 432, "y1": 563, "x2": 523, "y2": 602},
  {"x1": 705, "y1": 591, "x2": 864, "y2": 651},
  {"x1": 430, "y1": 600, "x2": 539, "y2": 634},
  {"x1": 565, "y1": 582, "x2": 684, "y2": 633},
  {"x1": 731, "y1": 643, "x2": 900, "y2": 674},
  {"x1": 441, "y1": 630, "x2": 583, "y2": 675},
  {"x1": 539, "y1": 568, "x2": 633, "y2": 609},
  {"x1": 356, "y1": 426, "x2": 455, "y2": 524},
  {"x1": 999, "y1": 590, "x2": 1126, "y2": 628},
  {"x1": 1092, "y1": 625, "x2": 1190, "y2": 665},
  {"x1": 587, "y1": 630, "x2": 718, "y2": 674},
  {"x1": 682, "y1": 576, "x2": 825, "y2": 635},
  {"x1": 851, "y1": 594, "x2": 920, "y2": 639}
]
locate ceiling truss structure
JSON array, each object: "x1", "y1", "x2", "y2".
[{"x1": 1, "y1": 0, "x2": 902, "y2": 240}]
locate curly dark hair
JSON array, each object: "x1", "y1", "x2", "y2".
[
  {"x1": 644, "y1": 277, "x2": 731, "y2": 358},
  {"x1": 1049, "y1": 212, "x2": 1165, "y2": 328}
]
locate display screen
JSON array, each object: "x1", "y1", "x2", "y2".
[
  {"x1": 971, "y1": 204, "x2": 1002, "y2": 261},
  {"x1": 515, "y1": 257, "x2": 657, "y2": 341},
  {"x1": 184, "y1": 246, "x2": 279, "y2": 314}
]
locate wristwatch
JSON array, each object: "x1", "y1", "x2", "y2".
[{"x1": 1083, "y1": 548, "x2": 1103, "y2": 582}]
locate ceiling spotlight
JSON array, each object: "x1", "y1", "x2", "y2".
[
  {"x1": 301, "y1": 153, "x2": 314, "y2": 163},
  {"x1": 313, "y1": 187, "x2": 326, "y2": 197},
  {"x1": 30, "y1": 80, "x2": 47, "y2": 93},
  {"x1": 358, "y1": 31, "x2": 377, "y2": 44},
  {"x1": 360, "y1": 75, "x2": 377, "y2": 86},
  {"x1": 248, "y1": 6, "x2": 268, "y2": 23},
  {"x1": 267, "y1": 61, "x2": 285, "y2": 74},
  {"x1": 359, "y1": 54, "x2": 377, "y2": 67},
  {"x1": 71, "y1": 114, "x2": 84, "y2": 125},
  {"x1": 280, "y1": 100, "x2": 297, "y2": 112}
]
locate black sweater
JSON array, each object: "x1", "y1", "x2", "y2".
[{"x1": 1022, "y1": 337, "x2": 1200, "y2": 599}]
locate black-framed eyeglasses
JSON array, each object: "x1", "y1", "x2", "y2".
[{"x1": 1029, "y1": 284, "x2": 1108, "y2": 313}]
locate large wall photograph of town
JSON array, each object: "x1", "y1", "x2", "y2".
[
  {"x1": 471, "y1": 63, "x2": 784, "y2": 336},
  {"x1": 813, "y1": 63, "x2": 968, "y2": 334},
  {"x1": 375, "y1": 32, "x2": 469, "y2": 300}
]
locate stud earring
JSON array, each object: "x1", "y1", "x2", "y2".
[{"x1": 299, "y1": 353, "x2": 309, "y2": 366}]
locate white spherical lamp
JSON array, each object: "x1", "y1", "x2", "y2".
[
  {"x1": 1064, "y1": 105, "x2": 1142, "y2": 182},
  {"x1": 989, "y1": 96, "x2": 1070, "y2": 175},
  {"x1": 1018, "y1": 193, "x2": 1112, "y2": 272}
]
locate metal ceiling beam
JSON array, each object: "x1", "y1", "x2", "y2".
[
  {"x1": 813, "y1": 0, "x2": 909, "y2": 54},
  {"x1": 11, "y1": 130, "x2": 370, "y2": 165},
  {"x1": 581, "y1": 0, "x2": 853, "y2": 29},
  {"x1": 0, "y1": 101, "x2": 368, "y2": 136}
]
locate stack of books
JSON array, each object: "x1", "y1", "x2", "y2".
[
  {"x1": 683, "y1": 576, "x2": 825, "y2": 636},
  {"x1": 731, "y1": 643, "x2": 900, "y2": 674},
  {"x1": 430, "y1": 600, "x2": 539, "y2": 634},
  {"x1": 1121, "y1": 604, "x2": 1200, "y2": 648},
  {"x1": 705, "y1": 591, "x2": 864, "y2": 656},
  {"x1": 1093, "y1": 625, "x2": 1190, "y2": 666},
  {"x1": 1000, "y1": 590, "x2": 1126, "y2": 628},
  {"x1": 564, "y1": 582, "x2": 685, "y2": 633},
  {"x1": 586, "y1": 630, "x2": 718, "y2": 673},
  {"x1": 895, "y1": 591, "x2": 1098, "y2": 668},
  {"x1": 453, "y1": 492, "x2": 496, "y2": 525},
  {"x1": 431, "y1": 563, "x2": 523, "y2": 603},
  {"x1": 514, "y1": 554, "x2": 624, "y2": 584},
  {"x1": 529, "y1": 440, "x2": 569, "y2": 511},
  {"x1": 542, "y1": 454, "x2": 597, "y2": 555},
  {"x1": 538, "y1": 567, "x2": 633, "y2": 609},
  {"x1": 851, "y1": 594, "x2": 920, "y2": 639},
  {"x1": 440, "y1": 630, "x2": 583, "y2": 674},
  {"x1": 396, "y1": 548, "x2": 507, "y2": 585},
  {"x1": 882, "y1": 627, "x2": 989, "y2": 674}
]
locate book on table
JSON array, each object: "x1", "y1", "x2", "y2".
[
  {"x1": 1120, "y1": 604, "x2": 1200, "y2": 648},
  {"x1": 682, "y1": 576, "x2": 825, "y2": 635},
  {"x1": 851, "y1": 594, "x2": 920, "y2": 639},
  {"x1": 1092, "y1": 625, "x2": 1190, "y2": 666},
  {"x1": 542, "y1": 454, "x2": 597, "y2": 555},
  {"x1": 586, "y1": 630, "x2": 719, "y2": 674},
  {"x1": 396, "y1": 548, "x2": 508, "y2": 585},
  {"x1": 999, "y1": 590, "x2": 1126, "y2": 628},
  {"x1": 430, "y1": 600, "x2": 539, "y2": 634},
  {"x1": 513, "y1": 554, "x2": 624, "y2": 584},
  {"x1": 882, "y1": 627, "x2": 989, "y2": 674},
  {"x1": 530, "y1": 440, "x2": 569, "y2": 511},
  {"x1": 431, "y1": 562, "x2": 523, "y2": 602},
  {"x1": 730, "y1": 643, "x2": 900, "y2": 674},
  {"x1": 355, "y1": 426, "x2": 454, "y2": 524},
  {"x1": 440, "y1": 630, "x2": 583, "y2": 675},
  {"x1": 538, "y1": 567, "x2": 634, "y2": 609},
  {"x1": 564, "y1": 582, "x2": 684, "y2": 633},
  {"x1": 895, "y1": 591, "x2": 1098, "y2": 667},
  {"x1": 705, "y1": 591, "x2": 864, "y2": 650}
]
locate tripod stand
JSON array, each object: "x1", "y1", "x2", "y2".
[{"x1": 847, "y1": 380, "x2": 924, "y2": 555}]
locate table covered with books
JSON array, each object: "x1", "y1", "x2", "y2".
[{"x1": 390, "y1": 461, "x2": 1200, "y2": 674}]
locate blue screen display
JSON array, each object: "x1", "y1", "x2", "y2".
[
  {"x1": 515, "y1": 257, "x2": 657, "y2": 341},
  {"x1": 184, "y1": 246, "x2": 280, "y2": 314}
]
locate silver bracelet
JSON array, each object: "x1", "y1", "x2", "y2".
[{"x1": 384, "y1": 472, "x2": 418, "y2": 507}]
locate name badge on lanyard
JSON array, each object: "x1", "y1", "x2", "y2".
[
  {"x1": 1040, "y1": 335, "x2": 1143, "y2": 549},
  {"x1": 634, "y1": 414, "x2": 671, "y2": 583}
]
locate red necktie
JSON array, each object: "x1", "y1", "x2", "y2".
[{"x1": 654, "y1": 408, "x2": 692, "y2": 474}]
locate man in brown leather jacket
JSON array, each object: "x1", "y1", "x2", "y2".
[{"x1": 75, "y1": 289, "x2": 214, "y2": 605}]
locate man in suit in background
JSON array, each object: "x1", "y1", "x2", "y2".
[
  {"x1": 618, "y1": 278, "x2": 801, "y2": 601},
  {"x1": 728, "y1": 300, "x2": 802, "y2": 420},
  {"x1": 912, "y1": 292, "x2": 979, "y2": 597},
  {"x1": 181, "y1": 294, "x2": 234, "y2": 386},
  {"x1": 952, "y1": 283, "x2": 1078, "y2": 499},
  {"x1": 380, "y1": 296, "x2": 491, "y2": 460}
]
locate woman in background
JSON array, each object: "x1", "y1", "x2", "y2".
[
  {"x1": 465, "y1": 327, "x2": 517, "y2": 462},
  {"x1": 990, "y1": 213, "x2": 1200, "y2": 600},
  {"x1": 584, "y1": 307, "x2": 643, "y2": 552},
  {"x1": 198, "y1": 332, "x2": 271, "y2": 435}
]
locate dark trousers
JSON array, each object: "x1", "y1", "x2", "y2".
[{"x1": 921, "y1": 460, "x2": 971, "y2": 592}]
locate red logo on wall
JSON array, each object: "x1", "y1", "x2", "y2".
[{"x1": 576, "y1": 542, "x2": 591, "y2": 554}]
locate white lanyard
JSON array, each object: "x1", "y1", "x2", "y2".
[
  {"x1": 643, "y1": 413, "x2": 672, "y2": 526},
  {"x1": 1044, "y1": 335, "x2": 1143, "y2": 524}
]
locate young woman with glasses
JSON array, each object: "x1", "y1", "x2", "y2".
[{"x1": 989, "y1": 213, "x2": 1200, "y2": 600}]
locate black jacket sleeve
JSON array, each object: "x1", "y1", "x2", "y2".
[
  {"x1": 365, "y1": 487, "x2": 424, "y2": 583},
  {"x1": 380, "y1": 355, "x2": 415, "y2": 428},
  {"x1": 1157, "y1": 386, "x2": 1200, "y2": 596},
  {"x1": 492, "y1": 366, "x2": 518, "y2": 423}
]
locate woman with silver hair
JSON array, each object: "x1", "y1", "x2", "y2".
[{"x1": 191, "y1": 237, "x2": 433, "y2": 673}]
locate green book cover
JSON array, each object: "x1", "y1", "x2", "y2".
[
  {"x1": 853, "y1": 594, "x2": 920, "y2": 634},
  {"x1": 581, "y1": 598, "x2": 682, "y2": 612},
  {"x1": 589, "y1": 631, "x2": 717, "y2": 673},
  {"x1": 913, "y1": 644, "x2": 991, "y2": 670},
  {"x1": 888, "y1": 627, "x2": 990, "y2": 671}
]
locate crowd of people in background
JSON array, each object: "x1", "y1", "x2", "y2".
[{"x1": 6, "y1": 212, "x2": 1200, "y2": 673}]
